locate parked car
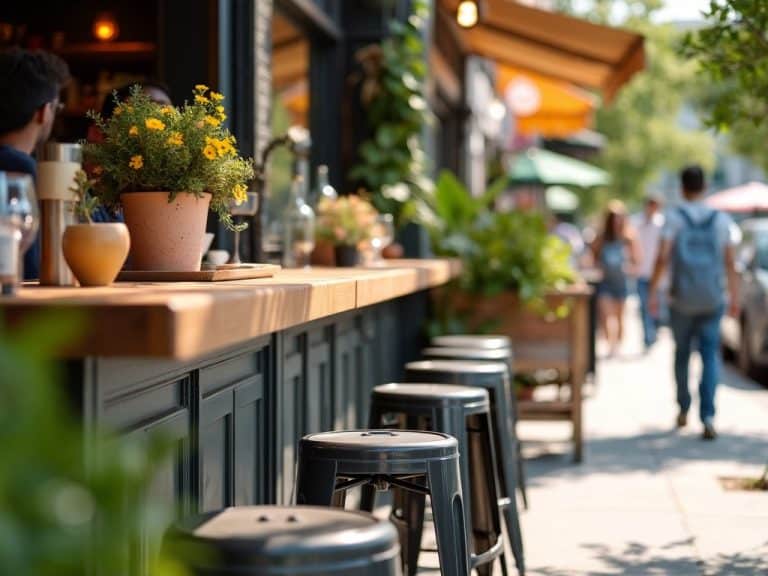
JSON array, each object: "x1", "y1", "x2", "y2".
[{"x1": 721, "y1": 218, "x2": 768, "y2": 378}]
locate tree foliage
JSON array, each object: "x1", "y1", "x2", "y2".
[
  {"x1": 557, "y1": 1, "x2": 716, "y2": 209},
  {"x1": 683, "y1": 0, "x2": 768, "y2": 172}
]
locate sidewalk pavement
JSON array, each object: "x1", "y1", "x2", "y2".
[{"x1": 520, "y1": 298, "x2": 768, "y2": 575}]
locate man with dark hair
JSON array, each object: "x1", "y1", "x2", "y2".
[
  {"x1": 0, "y1": 47, "x2": 70, "y2": 279},
  {"x1": 649, "y1": 164, "x2": 739, "y2": 440}
]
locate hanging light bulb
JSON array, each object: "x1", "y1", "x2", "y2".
[
  {"x1": 92, "y1": 12, "x2": 119, "y2": 42},
  {"x1": 457, "y1": 1, "x2": 479, "y2": 28}
]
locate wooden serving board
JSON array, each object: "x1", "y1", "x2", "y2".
[{"x1": 116, "y1": 264, "x2": 280, "y2": 282}]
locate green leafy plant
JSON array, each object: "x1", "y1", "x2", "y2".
[
  {"x1": 0, "y1": 312, "x2": 183, "y2": 575},
  {"x1": 348, "y1": 0, "x2": 433, "y2": 225},
  {"x1": 84, "y1": 84, "x2": 254, "y2": 231},
  {"x1": 69, "y1": 169, "x2": 101, "y2": 223},
  {"x1": 425, "y1": 171, "x2": 575, "y2": 301}
]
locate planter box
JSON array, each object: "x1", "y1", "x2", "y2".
[{"x1": 441, "y1": 284, "x2": 593, "y2": 462}]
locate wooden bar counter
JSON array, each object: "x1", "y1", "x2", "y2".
[
  {"x1": 3, "y1": 259, "x2": 460, "y2": 359},
  {"x1": 0, "y1": 259, "x2": 459, "y2": 574}
]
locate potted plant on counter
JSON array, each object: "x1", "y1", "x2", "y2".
[
  {"x1": 62, "y1": 171, "x2": 130, "y2": 287},
  {"x1": 84, "y1": 85, "x2": 253, "y2": 271},
  {"x1": 316, "y1": 195, "x2": 378, "y2": 267},
  {"x1": 423, "y1": 170, "x2": 577, "y2": 325}
]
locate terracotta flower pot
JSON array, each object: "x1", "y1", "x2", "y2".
[
  {"x1": 311, "y1": 239, "x2": 336, "y2": 266},
  {"x1": 63, "y1": 223, "x2": 130, "y2": 286},
  {"x1": 334, "y1": 244, "x2": 359, "y2": 267},
  {"x1": 516, "y1": 386, "x2": 535, "y2": 402},
  {"x1": 121, "y1": 191, "x2": 211, "y2": 271}
]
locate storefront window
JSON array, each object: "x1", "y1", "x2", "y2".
[{"x1": 264, "y1": 10, "x2": 309, "y2": 253}]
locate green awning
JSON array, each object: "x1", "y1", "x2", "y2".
[{"x1": 508, "y1": 148, "x2": 610, "y2": 188}]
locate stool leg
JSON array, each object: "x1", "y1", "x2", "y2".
[
  {"x1": 505, "y1": 368, "x2": 529, "y2": 510},
  {"x1": 296, "y1": 457, "x2": 338, "y2": 506},
  {"x1": 428, "y1": 458, "x2": 470, "y2": 576},
  {"x1": 395, "y1": 485, "x2": 426, "y2": 576},
  {"x1": 399, "y1": 412, "x2": 426, "y2": 576},
  {"x1": 517, "y1": 440, "x2": 529, "y2": 510},
  {"x1": 492, "y1": 395, "x2": 526, "y2": 574},
  {"x1": 469, "y1": 412, "x2": 508, "y2": 576},
  {"x1": 434, "y1": 406, "x2": 474, "y2": 541},
  {"x1": 360, "y1": 484, "x2": 377, "y2": 512}
]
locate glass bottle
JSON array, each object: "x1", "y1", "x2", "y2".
[
  {"x1": 315, "y1": 164, "x2": 337, "y2": 204},
  {"x1": 282, "y1": 175, "x2": 316, "y2": 268}
]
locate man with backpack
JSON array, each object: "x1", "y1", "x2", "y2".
[{"x1": 649, "y1": 165, "x2": 739, "y2": 440}]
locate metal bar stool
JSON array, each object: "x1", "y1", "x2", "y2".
[
  {"x1": 164, "y1": 505, "x2": 401, "y2": 576},
  {"x1": 431, "y1": 334, "x2": 512, "y2": 350},
  {"x1": 405, "y1": 359, "x2": 526, "y2": 576},
  {"x1": 420, "y1": 346, "x2": 529, "y2": 510},
  {"x1": 296, "y1": 429, "x2": 470, "y2": 576},
  {"x1": 369, "y1": 383, "x2": 508, "y2": 576}
]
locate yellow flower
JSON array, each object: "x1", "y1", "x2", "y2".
[
  {"x1": 128, "y1": 125, "x2": 139, "y2": 136},
  {"x1": 203, "y1": 115, "x2": 220, "y2": 127},
  {"x1": 195, "y1": 94, "x2": 210, "y2": 104},
  {"x1": 114, "y1": 105, "x2": 123, "y2": 116},
  {"x1": 217, "y1": 141, "x2": 230, "y2": 156},
  {"x1": 218, "y1": 113, "x2": 228, "y2": 122},
  {"x1": 202, "y1": 145, "x2": 217, "y2": 160},
  {"x1": 210, "y1": 91, "x2": 224, "y2": 102},
  {"x1": 145, "y1": 118, "x2": 165, "y2": 131},
  {"x1": 129, "y1": 155, "x2": 143, "y2": 170},
  {"x1": 232, "y1": 183, "x2": 248, "y2": 205},
  {"x1": 167, "y1": 132, "x2": 184, "y2": 146},
  {"x1": 160, "y1": 106, "x2": 174, "y2": 115},
  {"x1": 216, "y1": 105, "x2": 225, "y2": 114},
  {"x1": 195, "y1": 84, "x2": 209, "y2": 92}
]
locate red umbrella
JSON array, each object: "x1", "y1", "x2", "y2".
[{"x1": 705, "y1": 181, "x2": 768, "y2": 213}]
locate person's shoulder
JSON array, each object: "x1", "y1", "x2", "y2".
[{"x1": 663, "y1": 206, "x2": 683, "y2": 223}]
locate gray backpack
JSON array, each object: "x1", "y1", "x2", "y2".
[{"x1": 671, "y1": 207, "x2": 725, "y2": 314}]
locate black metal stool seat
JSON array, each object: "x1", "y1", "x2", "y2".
[
  {"x1": 421, "y1": 346, "x2": 512, "y2": 363},
  {"x1": 406, "y1": 359, "x2": 526, "y2": 576},
  {"x1": 297, "y1": 430, "x2": 470, "y2": 576},
  {"x1": 373, "y1": 382, "x2": 489, "y2": 410},
  {"x1": 165, "y1": 505, "x2": 400, "y2": 576},
  {"x1": 431, "y1": 334, "x2": 511, "y2": 350},
  {"x1": 369, "y1": 383, "x2": 506, "y2": 576}
]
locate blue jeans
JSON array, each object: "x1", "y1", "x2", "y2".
[
  {"x1": 636, "y1": 279, "x2": 658, "y2": 347},
  {"x1": 669, "y1": 306, "x2": 722, "y2": 424}
]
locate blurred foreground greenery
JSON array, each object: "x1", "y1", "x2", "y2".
[{"x1": 0, "y1": 312, "x2": 184, "y2": 575}]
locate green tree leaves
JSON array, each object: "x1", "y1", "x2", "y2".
[
  {"x1": 349, "y1": 0, "x2": 433, "y2": 225},
  {"x1": 684, "y1": 0, "x2": 768, "y2": 172}
]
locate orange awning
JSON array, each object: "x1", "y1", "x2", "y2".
[
  {"x1": 441, "y1": 0, "x2": 645, "y2": 101},
  {"x1": 497, "y1": 65, "x2": 596, "y2": 137}
]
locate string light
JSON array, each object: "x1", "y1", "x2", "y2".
[
  {"x1": 457, "y1": 1, "x2": 479, "y2": 28},
  {"x1": 93, "y1": 13, "x2": 119, "y2": 42}
]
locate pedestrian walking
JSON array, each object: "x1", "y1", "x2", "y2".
[
  {"x1": 631, "y1": 193, "x2": 665, "y2": 350},
  {"x1": 593, "y1": 200, "x2": 639, "y2": 356},
  {"x1": 649, "y1": 165, "x2": 739, "y2": 440}
]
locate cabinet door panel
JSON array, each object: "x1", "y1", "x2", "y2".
[
  {"x1": 125, "y1": 398, "x2": 193, "y2": 576},
  {"x1": 234, "y1": 375, "x2": 266, "y2": 505},
  {"x1": 200, "y1": 388, "x2": 234, "y2": 512}
]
